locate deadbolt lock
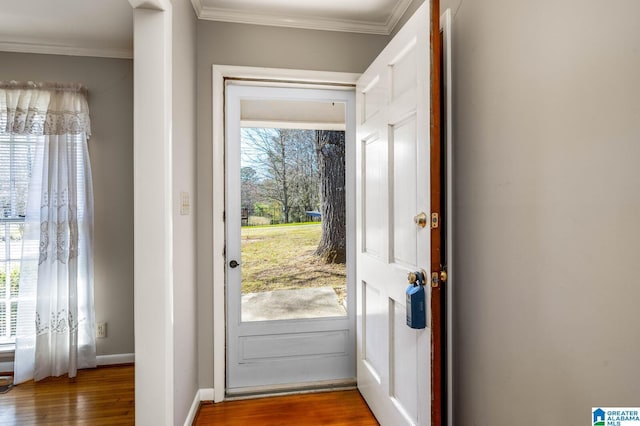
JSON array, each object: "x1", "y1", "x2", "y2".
[{"x1": 431, "y1": 269, "x2": 448, "y2": 288}]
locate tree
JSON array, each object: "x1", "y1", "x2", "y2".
[
  {"x1": 314, "y1": 130, "x2": 346, "y2": 263},
  {"x1": 242, "y1": 128, "x2": 318, "y2": 223},
  {"x1": 288, "y1": 131, "x2": 319, "y2": 222},
  {"x1": 240, "y1": 166, "x2": 259, "y2": 214},
  {"x1": 242, "y1": 128, "x2": 292, "y2": 223}
]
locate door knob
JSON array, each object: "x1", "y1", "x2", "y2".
[
  {"x1": 407, "y1": 269, "x2": 427, "y2": 286},
  {"x1": 229, "y1": 260, "x2": 240, "y2": 268},
  {"x1": 414, "y1": 212, "x2": 427, "y2": 228}
]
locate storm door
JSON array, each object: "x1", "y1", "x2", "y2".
[{"x1": 225, "y1": 83, "x2": 356, "y2": 394}]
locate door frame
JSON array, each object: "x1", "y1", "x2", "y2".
[
  {"x1": 430, "y1": 0, "x2": 443, "y2": 424},
  {"x1": 212, "y1": 65, "x2": 360, "y2": 402},
  {"x1": 441, "y1": 8, "x2": 454, "y2": 426}
]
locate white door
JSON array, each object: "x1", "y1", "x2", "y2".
[
  {"x1": 225, "y1": 83, "x2": 356, "y2": 393},
  {"x1": 356, "y1": 2, "x2": 432, "y2": 425}
]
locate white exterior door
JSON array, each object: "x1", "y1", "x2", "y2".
[{"x1": 355, "y1": 2, "x2": 432, "y2": 425}]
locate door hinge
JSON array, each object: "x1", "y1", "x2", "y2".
[{"x1": 431, "y1": 212, "x2": 439, "y2": 229}]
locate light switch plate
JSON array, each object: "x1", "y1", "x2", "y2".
[{"x1": 180, "y1": 191, "x2": 190, "y2": 215}]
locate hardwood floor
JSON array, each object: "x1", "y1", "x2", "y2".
[
  {"x1": 194, "y1": 390, "x2": 379, "y2": 426},
  {"x1": 0, "y1": 365, "x2": 134, "y2": 425},
  {"x1": 0, "y1": 365, "x2": 377, "y2": 425}
]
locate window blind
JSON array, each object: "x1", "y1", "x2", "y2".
[{"x1": 0, "y1": 135, "x2": 35, "y2": 342}]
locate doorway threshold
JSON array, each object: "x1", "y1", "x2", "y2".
[{"x1": 225, "y1": 378, "x2": 357, "y2": 401}]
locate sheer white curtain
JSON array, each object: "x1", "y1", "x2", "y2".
[{"x1": 0, "y1": 81, "x2": 95, "y2": 383}]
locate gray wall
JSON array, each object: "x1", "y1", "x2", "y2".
[
  {"x1": 441, "y1": 0, "x2": 640, "y2": 424},
  {"x1": 0, "y1": 52, "x2": 134, "y2": 357},
  {"x1": 196, "y1": 21, "x2": 388, "y2": 387},
  {"x1": 171, "y1": 0, "x2": 198, "y2": 423}
]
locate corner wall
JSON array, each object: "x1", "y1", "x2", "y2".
[
  {"x1": 0, "y1": 52, "x2": 134, "y2": 358},
  {"x1": 171, "y1": 0, "x2": 198, "y2": 423},
  {"x1": 442, "y1": 0, "x2": 640, "y2": 423}
]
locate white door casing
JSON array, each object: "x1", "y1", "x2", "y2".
[
  {"x1": 441, "y1": 8, "x2": 454, "y2": 426},
  {"x1": 355, "y1": 2, "x2": 431, "y2": 425}
]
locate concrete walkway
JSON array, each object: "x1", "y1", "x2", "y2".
[{"x1": 242, "y1": 287, "x2": 346, "y2": 321}]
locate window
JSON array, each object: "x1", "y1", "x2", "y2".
[{"x1": 0, "y1": 135, "x2": 35, "y2": 344}]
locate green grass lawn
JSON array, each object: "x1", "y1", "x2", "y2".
[{"x1": 241, "y1": 223, "x2": 347, "y2": 302}]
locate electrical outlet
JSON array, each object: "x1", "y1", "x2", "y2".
[{"x1": 96, "y1": 322, "x2": 107, "y2": 338}]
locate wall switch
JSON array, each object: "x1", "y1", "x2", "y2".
[
  {"x1": 97, "y1": 322, "x2": 107, "y2": 338},
  {"x1": 180, "y1": 191, "x2": 190, "y2": 215}
]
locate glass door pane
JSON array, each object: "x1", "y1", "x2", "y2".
[{"x1": 239, "y1": 123, "x2": 347, "y2": 322}]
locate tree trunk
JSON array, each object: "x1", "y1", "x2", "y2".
[
  {"x1": 315, "y1": 130, "x2": 346, "y2": 263},
  {"x1": 280, "y1": 132, "x2": 290, "y2": 223}
]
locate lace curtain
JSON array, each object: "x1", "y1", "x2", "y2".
[
  {"x1": 0, "y1": 81, "x2": 91, "y2": 137},
  {"x1": 0, "y1": 81, "x2": 96, "y2": 383}
]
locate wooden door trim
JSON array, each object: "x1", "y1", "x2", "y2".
[{"x1": 429, "y1": 0, "x2": 443, "y2": 425}]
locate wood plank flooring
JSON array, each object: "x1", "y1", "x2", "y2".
[
  {"x1": 194, "y1": 390, "x2": 379, "y2": 426},
  {"x1": 0, "y1": 364, "x2": 377, "y2": 425},
  {"x1": 0, "y1": 365, "x2": 134, "y2": 425}
]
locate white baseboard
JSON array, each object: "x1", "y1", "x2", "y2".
[
  {"x1": 183, "y1": 388, "x2": 215, "y2": 426},
  {"x1": 0, "y1": 353, "x2": 134, "y2": 373},
  {"x1": 184, "y1": 390, "x2": 201, "y2": 426},
  {"x1": 96, "y1": 353, "x2": 135, "y2": 366},
  {"x1": 200, "y1": 388, "x2": 215, "y2": 401}
]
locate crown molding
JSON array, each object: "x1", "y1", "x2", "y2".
[
  {"x1": 191, "y1": 0, "x2": 412, "y2": 35},
  {"x1": 129, "y1": 0, "x2": 172, "y2": 11},
  {"x1": 0, "y1": 39, "x2": 132, "y2": 59},
  {"x1": 190, "y1": 0, "x2": 205, "y2": 18}
]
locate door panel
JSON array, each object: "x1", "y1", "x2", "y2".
[
  {"x1": 390, "y1": 40, "x2": 418, "y2": 101},
  {"x1": 239, "y1": 330, "x2": 348, "y2": 361},
  {"x1": 356, "y1": 2, "x2": 431, "y2": 425},
  {"x1": 362, "y1": 78, "x2": 383, "y2": 122},
  {"x1": 392, "y1": 113, "x2": 418, "y2": 266},
  {"x1": 362, "y1": 134, "x2": 385, "y2": 258},
  {"x1": 391, "y1": 300, "x2": 419, "y2": 420},
  {"x1": 362, "y1": 281, "x2": 384, "y2": 381}
]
